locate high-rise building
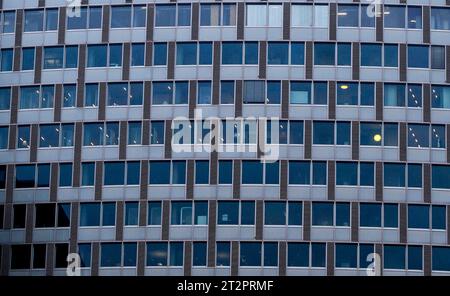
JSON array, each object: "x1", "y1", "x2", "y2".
[{"x1": 0, "y1": 0, "x2": 450, "y2": 276}]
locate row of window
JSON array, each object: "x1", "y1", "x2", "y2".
[
  {"x1": 1, "y1": 120, "x2": 446, "y2": 151},
  {"x1": 7, "y1": 242, "x2": 450, "y2": 271},
  {"x1": 4, "y1": 200, "x2": 446, "y2": 230},
  {"x1": 3, "y1": 161, "x2": 450, "y2": 189},
  {"x1": 0, "y1": 42, "x2": 447, "y2": 72},
  {"x1": 1, "y1": 82, "x2": 449, "y2": 109},
  {"x1": 1, "y1": 4, "x2": 449, "y2": 33}
]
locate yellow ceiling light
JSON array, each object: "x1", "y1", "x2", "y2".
[
  {"x1": 373, "y1": 134, "x2": 382, "y2": 142},
  {"x1": 340, "y1": 85, "x2": 349, "y2": 90}
]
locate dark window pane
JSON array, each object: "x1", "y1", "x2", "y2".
[{"x1": 312, "y1": 202, "x2": 333, "y2": 226}]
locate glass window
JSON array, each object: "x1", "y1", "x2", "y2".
[
  {"x1": 288, "y1": 202, "x2": 302, "y2": 226},
  {"x1": 126, "y1": 162, "x2": 140, "y2": 185},
  {"x1": 337, "y1": 82, "x2": 358, "y2": 105},
  {"x1": 408, "y1": 246, "x2": 422, "y2": 271},
  {"x1": 81, "y1": 162, "x2": 95, "y2": 186},
  {"x1": 335, "y1": 244, "x2": 357, "y2": 268},
  {"x1": 0, "y1": 87, "x2": 11, "y2": 110},
  {"x1": 59, "y1": 163, "x2": 72, "y2": 187},
  {"x1": 288, "y1": 243, "x2": 309, "y2": 267},
  {"x1": 88, "y1": 7, "x2": 102, "y2": 29},
  {"x1": 408, "y1": 124, "x2": 429, "y2": 148},
  {"x1": 384, "y1": 83, "x2": 405, "y2": 107},
  {"x1": 109, "y1": 44, "x2": 122, "y2": 67},
  {"x1": 265, "y1": 161, "x2": 279, "y2": 184},
  {"x1": 108, "y1": 83, "x2": 128, "y2": 106},
  {"x1": 194, "y1": 201, "x2": 208, "y2": 225},
  {"x1": 384, "y1": 44, "x2": 398, "y2": 67},
  {"x1": 78, "y1": 244, "x2": 91, "y2": 267},
  {"x1": 195, "y1": 160, "x2": 209, "y2": 184},
  {"x1": 336, "y1": 162, "x2": 358, "y2": 186},
  {"x1": 152, "y1": 82, "x2": 173, "y2": 105},
  {"x1": 291, "y1": 5, "x2": 312, "y2": 27},
  {"x1": 264, "y1": 242, "x2": 278, "y2": 267},
  {"x1": 123, "y1": 243, "x2": 137, "y2": 267},
  {"x1": 24, "y1": 9, "x2": 44, "y2": 31},
  {"x1": 125, "y1": 202, "x2": 138, "y2": 226},
  {"x1": 176, "y1": 43, "x2": 197, "y2": 65},
  {"x1": 408, "y1": 45, "x2": 429, "y2": 68},
  {"x1": 265, "y1": 81, "x2": 280, "y2": 104},
  {"x1": 218, "y1": 201, "x2": 239, "y2": 225},
  {"x1": 431, "y1": 46, "x2": 445, "y2": 70},
  {"x1": 243, "y1": 81, "x2": 265, "y2": 104},
  {"x1": 154, "y1": 43, "x2": 167, "y2": 66},
  {"x1": 170, "y1": 243, "x2": 183, "y2": 266},
  {"x1": 111, "y1": 6, "x2": 131, "y2": 28},
  {"x1": 63, "y1": 84, "x2": 76, "y2": 108},
  {"x1": 222, "y1": 4, "x2": 237, "y2": 26},
  {"x1": 241, "y1": 201, "x2": 254, "y2": 226},
  {"x1": 80, "y1": 203, "x2": 100, "y2": 226},
  {"x1": 361, "y1": 44, "x2": 382, "y2": 67},
  {"x1": 432, "y1": 205, "x2": 446, "y2": 230},
  {"x1": 218, "y1": 160, "x2": 232, "y2": 184},
  {"x1": 177, "y1": 4, "x2": 191, "y2": 26},
  {"x1": 337, "y1": 43, "x2": 351, "y2": 66},
  {"x1": 20, "y1": 86, "x2": 40, "y2": 109},
  {"x1": 2, "y1": 11, "x2": 15, "y2": 33},
  {"x1": 193, "y1": 242, "x2": 207, "y2": 266},
  {"x1": 65, "y1": 46, "x2": 78, "y2": 68},
  {"x1": 21, "y1": 48, "x2": 35, "y2": 71},
  {"x1": 432, "y1": 165, "x2": 450, "y2": 189},
  {"x1": 314, "y1": 43, "x2": 335, "y2": 65},
  {"x1": 384, "y1": 245, "x2": 406, "y2": 270},
  {"x1": 87, "y1": 45, "x2": 107, "y2": 68},
  {"x1": 431, "y1": 125, "x2": 446, "y2": 149},
  {"x1": 336, "y1": 203, "x2": 350, "y2": 227},
  {"x1": 433, "y1": 247, "x2": 450, "y2": 271},
  {"x1": 217, "y1": 242, "x2": 230, "y2": 267},
  {"x1": 408, "y1": 205, "x2": 429, "y2": 229},
  {"x1": 245, "y1": 42, "x2": 258, "y2": 65},
  {"x1": 289, "y1": 161, "x2": 310, "y2": 185},
  {"x1": 313, "y1": 121, "x2": 334, "y2": 144},
  {"x1": 384, "y1": 204, "x2": 398, "y2": 228},
  {"x1": 431, "y1": 8, "x2": 450, "y2": 30},
  {"x1": 291, "y1": 42, "x2": 305, "y2": 65},
  {"x1": 407, "y1": 84, "x2": 422, "y2": 108},
  {"x1": 85, "y1": 83, "x2": 98, "y2": 106},
  {"x1": 148, "y1": 202, "x2": 162, "y2": 225},
  {"x1": 36, "y1": 164, "x2": 50, "y2": 188},
  {"x1": 149, "y1": 161, "x2": 170, "y2": 184},
  {"x1": 197, "y1": 81, "x2": 212, "y2": 105},
  {"x1": 242, "y1": 161, "x2": 263, "y2": 184},
  {"x1": 432, "y1": 85, "x2": 450, "y2": 109},
  {"x1": 128, "y1": 122, "x2": 141, "y2": 145},
  {"x1": 147, "y1": 242, "x2": 167, "y2": 266},
  {"x1": 105, "y1": 122, "x2": 119, "y2": 145},
  {"x1": 101, "y1": 243, "x2": 121, "y2": 267},
  {"x1": 360, "y1": 244, "x2": 375, "y2": 269},
  {"x1": 220, "y1": 81, "x2": 234, "y2": 104},
  {"x1": 384, "y1": 6, "x2": 405, "y2": 28},
  {"x1": 150, "y1": 121, "x2": 164, "y2": 144},
  {"x1": 359, "y1": 203, "x2": 381, "y2": 227},
  {"x1": 83, "y1": 123, "x2": 103, "y2": 146},
  {"x1": 336, "y1": 122, "x2": 350, "y2": 145},
  {"x1": 11, "y1": 245, "x2": 31, "y2": 269},
  {"x1": 408, "y1": 6, "x2": 422, "y2": 29},
  {"x1": 17, "y1": 125, "x2": 31, "y2": 149},
  {"x1": 361, "y1": 5, "x2": 375, "y2": 27},
  {"x1": 0, "y1": 49, "x2": 13, "y2": 71},
  {"x1": 289, "y1": 121, "x2": 303, "y2": 144},
  {"x1": 384, "y1": 163, "x2": 405, "y2": 187},
  {"x1": 312, "y1": 202, "x2": 333, "y2": 226},
  {"x1": 39, "y1": 124, "x2": 59, "y2": 147},
  {"x1": 268, "y1": 42, "x2": 288, "y2": 65},
  {"x1": 199, "y1": 42, "x2": 212, "y2": 65},
  {"x1": 131, "y1": 43, "x2": 145, "y2": 66},
  {"x1": 0, "y1": 127, "x2": 8, "y2": 149},
  {"x1": 102, "y1": 202, "x2": 116, "y2": 226},
  {"x1": 290, "y1": 82, "x2": 311, "y2": 104},
  {"x1": 338, "y1": 5, "x2": 359, "y2": 27},
  {"x1": 360, "y1": 123, "x2": 382, "y2": 146},
  {"x1": 222, "y1": 42, "x2": 242, "y2": 64},
  {"x1": 313, "y1": 82, "x2": 327, "y2": 105},
  {"x1": 43, "y1": 46, "x2": 63, "y2": 69},
  {"x1": 133, "y1": 5, "x2": 146, "y2": 27},
  {"x1": 240, "y1": 242, "x2": 261, "y2": 266},
  {"x1": 312, "y1": 161, "x2": 326, "y2": 185},
  {"x1": 172, "y1": 161, "x2": 186, "y2": 184},
  {"x1": 360, "y1": 82, "x2": 375, "y2": 106},
  {"x1": 200, "y1": 4, "x2": 221, "y2": 26},
  {"x1": 171, "y1": 201, "x2": 192, "y2": 225},
  {"x1": 67, "y1": 7, "x2": 87, "y2": 29},
  {"x1": 408, "y1": 164, "x2": 422, "y2": 188},
  {"x1": 265, "y1": 202, "x2": 286, "y2": 225}
]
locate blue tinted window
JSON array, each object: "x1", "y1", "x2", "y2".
[
  {"x1": 78, "y1": 244, "x2": 91, "y2": 267},
  {"x1": 193, "y1": 242, "x2": 207, "y2": 266},
  {"x1": 312, "y1": 161, "x2": 326, "y2": 185},
  {"x1": 89, "y1": 7, "x2": 102, "y2": 29},
  {"x1": 174, "y1": 81, "x2": 189, "y2": 104},
  {"x1": 131, "y1": 43, "x2": 145, "y2": 66},
  {"x1": 65, "y1": 46, "x2": 78, "y2": 68},
  {"x1": 0, "y1": 49, "x2": 13, "y2": 71},
  {"x1": 432, "y1": 165, "x2": 450, "y2": 189},
  {"x1": 177, "y1": 43, "x2": 197, "y2": 65},
  {"x1": 59, "y1": 163, "x2": 72, "y2": 187},
  {"x1": 242, "y1": 161, "x2": 263, "y2": 184},
  {"x1": 336, "y1": 162, "x2": 357, "y2": 186},
  {"x1": 335, "y1": 244, "x2": 357, "y2": 268},
  {"x1": 199, "y1": 42, "x2": 212, "y2": 65},
  {"x1": 384, "y1": 163, "x2": 405, "y2": 187},
  {"x1": 102, "y1": 203, "x2": 116, "y2": 226},
  {"x1": 155, "y1": 5, "x2": 176, "y2": 27},
  {"x1": 268, "y1": 42, "x2": 288, "y2": 65},
  {"x1": 314, "y1": 43, "x2": 335, "y2": 65},
  {"x1": 87, "y1": 45, "x2": 107, "y2": 67},
  {"x1": 360, "y1": 123, "x2": 382, "y2": 146},
  {"x1": 17, "y1": 125, "x2": 31, "y2": 149},
  {"x1": 171, "y1": 201, "x2": 192, "y2": 225},
  {"x1": 245, "y1": 42, "x2": 258, "y2": 65},
  {"x1": 384, "y1": 83, "x2": 405, "y2": 107},
  {"x1": 241, "y1": 201, "x2": 255, "y2": 225},
  {"x1": 194, "y1": 201, "x2": 208, "y2": 225},
  {"x1": 101, "y1": 243, "x2": 121, "y2": 267},
  {"x1": 289, "y1": 161, "x2": 310, "y2": 185},
  {"x1": 197, "y1": 81, "x2": 212, "y2": 104},
  {"x1": 154, "y1": 43, "x2": 167, "y2": 66},
  {"x1": 125, "y1": 202, "x2": 139, "y2": 226},
  {"x1": 133, "y1": 6, "x2": 147, "y2": 27},
  {"x1": 24, "y1": 9, "x2": 44, "y2": 31},
  {"x1": 267, "y1": 81, "x2": 281, "y2": 104},
  {"x1": 408, "y1": 164, "x2": 422, "y2": 188},
  {"x1": 126, "y1": 161, "x2": 140, "y2": 185},
  {"x1": 109, "y1": 44, "x2": 122, "y2": 67},
  {"x1": 123, "y1": 243, "x2": 137, "y2": 267},
  {"x1": 407, "y1": 84, "x2": 422, "y2": 107},
  {"x1": 147, "y1": 242, "x2": 167, "y2": 266},
  {"x1": 359, "y1": 244, "x2": 374, "y2": 269},
  {"x1": 216, "y1": 242, "x2": 230, "y2": 266},
  {"x1": 312, "y1": 202, "x2": 333, "y2": 226},
  {"x1": 220, "y1": 81, "x2": 234, "y2": 104},
  {"x1": 432, "y1": 247, "x2": 450, "y2": 271},
  {"x1": 311, "y1": 243, "x2": 326, "y2": 267},
  {"x1": 336, "y1": 122, "x2": 351, "y2": 145},
  {"x1": 149, "y1": 161, "x2": 170, "y2": 184},
  {"x1": 384, "y1": 204, "x2": 398, "y2": 228},
  {"x1": 240, "y1": 243, "x2": 261, "y2": 266},
  {"x1": 2, "y1": 11, "x2": 15, "y2": 33},
  {"x1": 287, "y1": 243, "x2": 309, "y2": 267},
  {"x1": 360, "y1": 82, "x2": 375, "y2": 106},
  {"x1": 0, "y1": 127, "x2": 8, "y2": 149},
  {"x1": 313, "y1": 121, "x2": 334, "y2": 144},
  {"x1": 361, "y1": 44, "x2": 382, "y2": 66},
  {"x1": 384, "y1": 5, "x2": 405, "y2": 28},
  {"x1": 384, "y1": 44, "x2": 398, "y2": 67},
  {"x1": 218, "y1": 201, "x2": 239, "y2": 225},
  {"x1": 337, "y1": 43, "x2": 351, "y2": 66},
  {"x1": 152, "y1": 82, "x2": 173, "y2": 105},
  {"x1": 170, "y1": 243, "x2": 183, "y2": 266},
  {"x1": 408, "y1": 246, "x2": 422, "y2": 270},
  {"x1": 104, "y1": 162, "x2": 124, "y2": 185},
  {"x1": 195, "y1": 160, "x2": 209, "y2": 184},
  {"x1": 408, "y1": 45, "x2": 429, "y2": 68},
  {"x1": 360, "y1": 203, "x2": 381, "y2": 227},
  {"x1": 21, "y1": 48, "x2": 35, "y2": 71},
  {"x1": 408, "y1": 205, "x2": 429, "y2": 229},
  {"x1": 338, "y1": 5, "x2": 358, "y2": 27},
  {"x1": 150, "y1": 121, "x2": 164, "y2": 144},
  {"x1": 80, "y1": 203, "x2": 100, "y2": 226},
  {"x1": 222, "y1": 42, "x2": 242, "y2": 64},
  {"x1": 178, "y1": 4, "x2": 191, "y2": 26},
  {"x1": 148, "y1": 202, "x2": 162, "y2": 225},
  {"x1": 288, "y1": 202, "x2": 302, "y2": 226},
  {"x1": 265, "y1": 202, "x2": 286, "y2": 225},
  {"x1": 291, "y1": 42, "x2": 304, "y2": 65},
  {"x1": 264, "y1": 243, "x2": 278, "y2": 267},
  {"x1": 218, "y1": 160, "x2": 232, "y2": 184},
  {"x1": 290, "y1": 82, "x2": 311, "y2": 104},
  {"x1": 312, "y1": 82, "x2": 327, "y2": 105},
  {"x1": 337, "y1": 82, "x2": 358, "y2": 105},
  {"x1": 289, "y1": 121, "x2": 303, "y2": 144},
  {"x1": 265, "y1": 161, "x2": 279, "y2": 184},
  {"x1": 37, "y1": 164, "x2": 50, "y2": 187},
  {"x1": 336, "y1": 203, "x2": 350, "y2": 227},
  {"x1": 384, "y1": 245, "x2": 405, "y2": 270},
  {"x1": 0, "y1": 87, "x2": 11, "y2": 110},
  {"x1": 172, "y1": 161, "x2": 186, "y2": 184},
  {"x1": 111, "y1": 6, "x2": 131, "y2": 28},
  {"x1": 432, "y1": 205, "x2": 446, "y2": 230}
]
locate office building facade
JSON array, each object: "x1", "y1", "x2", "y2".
[{"x1": 1, "y1": 0, "x2": 450, "y2": 276}]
